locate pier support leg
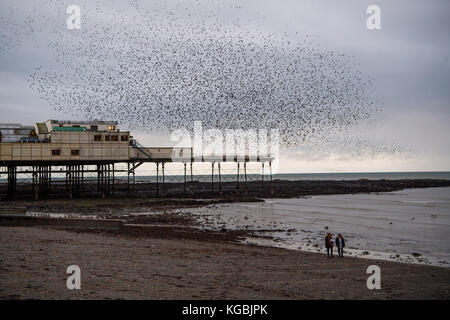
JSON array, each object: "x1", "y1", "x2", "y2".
[
  {"x1": 96, "y1": 164, "x2": 105, "y2": 199},
  {"x1": 236, "y1": 162, "x2": 240, "y2": 191},
  {"x1": 244, "y1": 162, "x2": 248, "y2": 195},
  {"x1": 48, "y1": 165, "x2": 51, "y2": 196},
  {"x1": 184, "y1": 163, "x2": 187, "y2": 196},
  {"x1": 42, "y1": 165, "x2": 49, "y2": 197},
  {"x1": 211, "y1": 162, "x2": 214, "y2": 191},
  {"x1": 162, "y1": 162, "x2": 165, "y2": 196},
  {"x1": 97, "y1": 165, "x2": 100, "y2": 197},
  {"x1": 105, "y1": 164, "x2": 109, "y2": 196},
  {"x1": 69, "y1": 165, "x2": 73, "y2": 200},
  {"x1": 32, "y1": 166, "x2": 35, "y2": 193},
  {"x1": 218, "y1": 162, "x2": 222, "y2": 194},
  {"x1": 112, "y1": 163, "x2": 115, "y2": 196},
  {"x1": 13, "y1": 166, "x2": 17, "y2": 199},
  {"x1": 48, "y1": 165, "x2": 51, "y2": 194},
  {"x1": 156, "y1": 162, "x2": 159, "y2": 197},
  {"x1": 190, "y1": 162, "x2": 193, "y2": 195},
  {"x1": 162, "y1": 162, "x2": 165, "y2": 183},
  {"x1": 7, "y1": 165, "x2": 17, "y2": 199},
  {"x1": 34, "y1": 167, "x2": 39, "y2": 201},
  {"x1": 269, "y1": 161, "x2": 273, "y2": 196},
  {"x1": 261, "y1": 162, "x2": 265, "y2": 197},
  {"x1": 102, "y1": 164, "x2": 106, "y2": 199},
  {"x1": 38, "y1": 166, "x2": 41, "y2": 197},
  {"x1": 133, "y1": 162, "x2": 136, "y2": 192},
  {"x1": 127, "y1": 162, "x2": 130, "y2": 193}
]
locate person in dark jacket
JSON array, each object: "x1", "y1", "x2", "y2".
[
  {"x1": 325, "y1": 233, "x2": 334, "y2": 257},
  {"x1": 335, "y1": 234, "x2": 345, "y2": 257}
]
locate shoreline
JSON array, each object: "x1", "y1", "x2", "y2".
[
  {"x1": 1, "y1": 225, "x2": 449, "y2": 299},
  {"x1": 243, "y1": 237, "x2": 449, "y2": 269},
  {"x1": 1, "y1": 181, "x2": 449, "y2": 267},
  {"x1": 1, "y1": 190, "x2": 449, "y2": 269},
  {"x1": 1, "y1": 181, "x2": 449, "y2": 299}
]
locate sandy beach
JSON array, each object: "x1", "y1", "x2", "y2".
[
  {"x1": 1, "y1": 180, "x2": 450, "y2": 299},
  {"x1": 0, "y1": 225, "x2": 449, "y2": 300}
]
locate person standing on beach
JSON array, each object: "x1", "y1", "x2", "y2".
[
  {"x1": 325, "y1": 233, "x2": 334, "y2": 257},
  {"x1": 336, "y1": 234, "x2": 345, "y2": 257}
]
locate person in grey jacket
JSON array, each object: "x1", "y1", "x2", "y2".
[{"x1": 335, "y1": 234, "x2": 345, "y2": 257}]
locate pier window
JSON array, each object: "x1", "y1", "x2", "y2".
[
  {"x1": 121, "y1": 135, "x2": 128, "y2": 141},
  {"x1": 94, "y1": 135, "x2": 102, "y2": 141},
  {"x1": 111, "y1": 135, "x2": 119, "y2": 141},
  {"x1": 52, "y1": 149, "x2": 61, "y2": 156},
  {"x1": 105, "y1": 135, "x2": 111, "y2": 141}
]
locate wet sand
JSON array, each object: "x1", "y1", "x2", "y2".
[
  {"x1": 0, "y1": 225, "x2": 449, "y2": 299},
  {"x1": 1, "y1": 180, "x2": 450, "y2": 299}
]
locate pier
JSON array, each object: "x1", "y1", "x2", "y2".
[{"x1": 0, "y1": 120, "x2": 274, "y2": 200}]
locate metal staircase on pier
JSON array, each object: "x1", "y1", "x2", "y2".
[
  {"x1": 129, "y1": 139, "x2": 152, "y2": 173},
  {"x1": 131, "y1": 139, "x2": 152, "y2": 159}
]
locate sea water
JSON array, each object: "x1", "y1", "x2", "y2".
[{"x1": 192, "y1": 187, "x2": 450, "y2": 267}]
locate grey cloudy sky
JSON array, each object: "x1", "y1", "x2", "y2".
[{"x1": 0, "y1": 0, "x2": 449, "y2": 172}]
